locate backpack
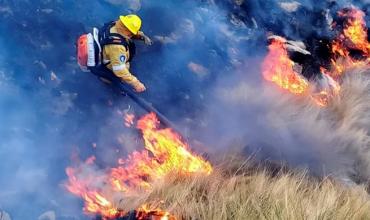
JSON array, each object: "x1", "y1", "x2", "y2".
[{"x1": 77, "y1": 21, "x2": 136, "y2": 72}]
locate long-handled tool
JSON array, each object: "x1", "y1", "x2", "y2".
[{"x1": 89, "y1": 68, "x2": 182, "y2": 134}]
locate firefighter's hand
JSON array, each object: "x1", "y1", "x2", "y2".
[
  {"x1": 134, "y1": 82, "x2": 146, "y2": 93},
  {"x1": 144, "y1": 36, "x2": 153, "y2": 46}
]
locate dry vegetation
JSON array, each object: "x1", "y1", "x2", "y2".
[
  {"x1": 113, "y1": 69, "x2": 370, "y2": 220},
  {"x1": 115, "y1": 158, "x2": 370, "y2": 220},
  {"x1": 112, "y1": 68, "x2": 370, "y2": 220}
]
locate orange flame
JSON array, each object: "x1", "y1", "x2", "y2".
[
  {"x1": 124, "y1": 113, "x2": 135, "y2": 127},
  {"x1": 137, "y1": 204, "x2": 176, "y2": 220},
  {"x1": 111, "y1": 113, "x2": 213, "y2": 192},
  {"x1": 341, "y1": 8, "x2": 370, "y2": 55},
  {"x1": 65, "y1": 162, "x2": 121, "y2": 219},
  {"x1": 310, "y1": 71, "x2": 341, "y2": 107},
  {"x1": 262, "y1": 38, "x2": 309, "y2": 94},
  {"x1": 66, "y1": 113, "x2": 212, "y2": 219},
  {"x1": 330, "y1": 8, "x2": 370, "y2": 77},
  {"x1": 262, "y1": 8, "x2": 369, "y2": 107}
]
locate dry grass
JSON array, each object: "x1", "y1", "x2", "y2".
[
  {"x1": 113, "y1": 68, "x2": 370, "y2": 220},
  {"x1": 116, "y1": 158, "x2": 370, "y2": 220},
  {"x1": 213, "y1": 67, "x2": 370, "y2": 183}
]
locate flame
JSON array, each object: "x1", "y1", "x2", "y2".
[
  {"x1": 310, "y1": 85, "x2": 341, "y2": 107},
  {"x1": 330, "y1": 8, "x2": 370, "y2": 77},
  {"x1": 262, "y1": 8, "x2": 369, "y2": 107},
  {"x1": 66, "y1": 113, "x2": 212, "y2": 219},
  {"x1": 65, "y1": 163, "x2": 122, "y2": 219},
  {"x1": 311, "y1": 81, "x2": 341, "y2": 107},
  {"x1": 261, "y1": 39, "x2": 339, "y2": 107},
  {"x1": 262, "y1": 38, "x2": 309, "y2": 94},
  {"x1": 110, "y1": 113, "x2": 213, "y2": 192},
  {"x1": 137, "y1": 204, "x2": 176, "y2": 220},
  {"x1": 124, "y1": 113, "x2": 135, "y2": 127},
  {"x1": 340, "y1": 8, "x2": 370, "y2": 55}
]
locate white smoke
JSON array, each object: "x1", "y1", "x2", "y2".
[{"x1": 199, "y1": 65, "x2": 370, "y2": 183}]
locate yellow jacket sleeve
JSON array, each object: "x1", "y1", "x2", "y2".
[{"x1": 104, "y1": 44, "x2": 141, "y2": 87}]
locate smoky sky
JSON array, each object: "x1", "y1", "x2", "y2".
[{"x1": 0, "y1": 0, "x2": 369, "y2": 219}]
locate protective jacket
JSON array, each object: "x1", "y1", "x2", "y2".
[{"x1": 100, "y1": 21, "x2": 141, "y2": 88}]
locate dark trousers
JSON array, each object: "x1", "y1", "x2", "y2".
[{"x1": 88, "y1": 65, "x2": 132, "y2": 96}]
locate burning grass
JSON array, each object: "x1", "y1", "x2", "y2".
[
  {"x1": 122, "y1": 158, "x2": 370, "y2": 220},
  {"x1": 66, "y1": 112, "x2": 213, "y2": 219},
  {"x1": 262, "y1": 7, "x2": 369, "y2": 107},
  {"x1": 66, "y1": 7, "x2": 370, "y2": 218},
  {"x1": 66, "y1": 67, "x2": 370, "y2": 220}
]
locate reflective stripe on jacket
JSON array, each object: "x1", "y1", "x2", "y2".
[{"x1": 102, "y1": 24, "x2": 140, "y2": 87}]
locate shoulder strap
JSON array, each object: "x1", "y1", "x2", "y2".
[
  {"x1": 98, "y1": 21, "x2": 136, "y2": 63},
  {"x1": 99, "y1": 22, "x2": 129, "y2": 47}
]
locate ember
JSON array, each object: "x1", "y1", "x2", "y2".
[
  {"x1": 94, "y1": 206, "x2": 176, "y2": 220},
  {"x1": 66, "y1": 113, "x2": 212, "y2": 219},
  {"x1": 136, "y1": 204, "x2": 176, "y2": 220},
  {"x1": 124, "y1": 113, "x2": 135, "y2": 127}
]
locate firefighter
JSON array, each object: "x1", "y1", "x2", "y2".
[{"x1": 78, "y1": 14, "x2": 153, "y2": 92}]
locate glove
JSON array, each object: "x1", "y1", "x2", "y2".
[
  {"x1": 143, "y1": 35, "x2": 153, "y2": 46},
  {"x1": 133, "y1": 81, "x2": 146, "y2": 93}
]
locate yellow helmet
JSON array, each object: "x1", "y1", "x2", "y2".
[{"x1": 119, "y1": 14, "x2": 142, "y2": 35}]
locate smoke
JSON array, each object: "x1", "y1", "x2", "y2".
[
  {"x1": 189, "y1": 0, "x2": 370, "y2": 183},
  {"x1": 330, "y1": 68, "x2": 370, "y2": 182},
  {"x1": 183, "y1": 1, "x2": 370, "y2": 184},
  {"x1": 197, "y1": 64, "x2": 370, "y2": 182},
  {"x1": 0, "y1": 0, "x2": 253, "y2": 218},
  {"x1": 0, "y1": 0, "x2": 369, "y2": 219}
]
